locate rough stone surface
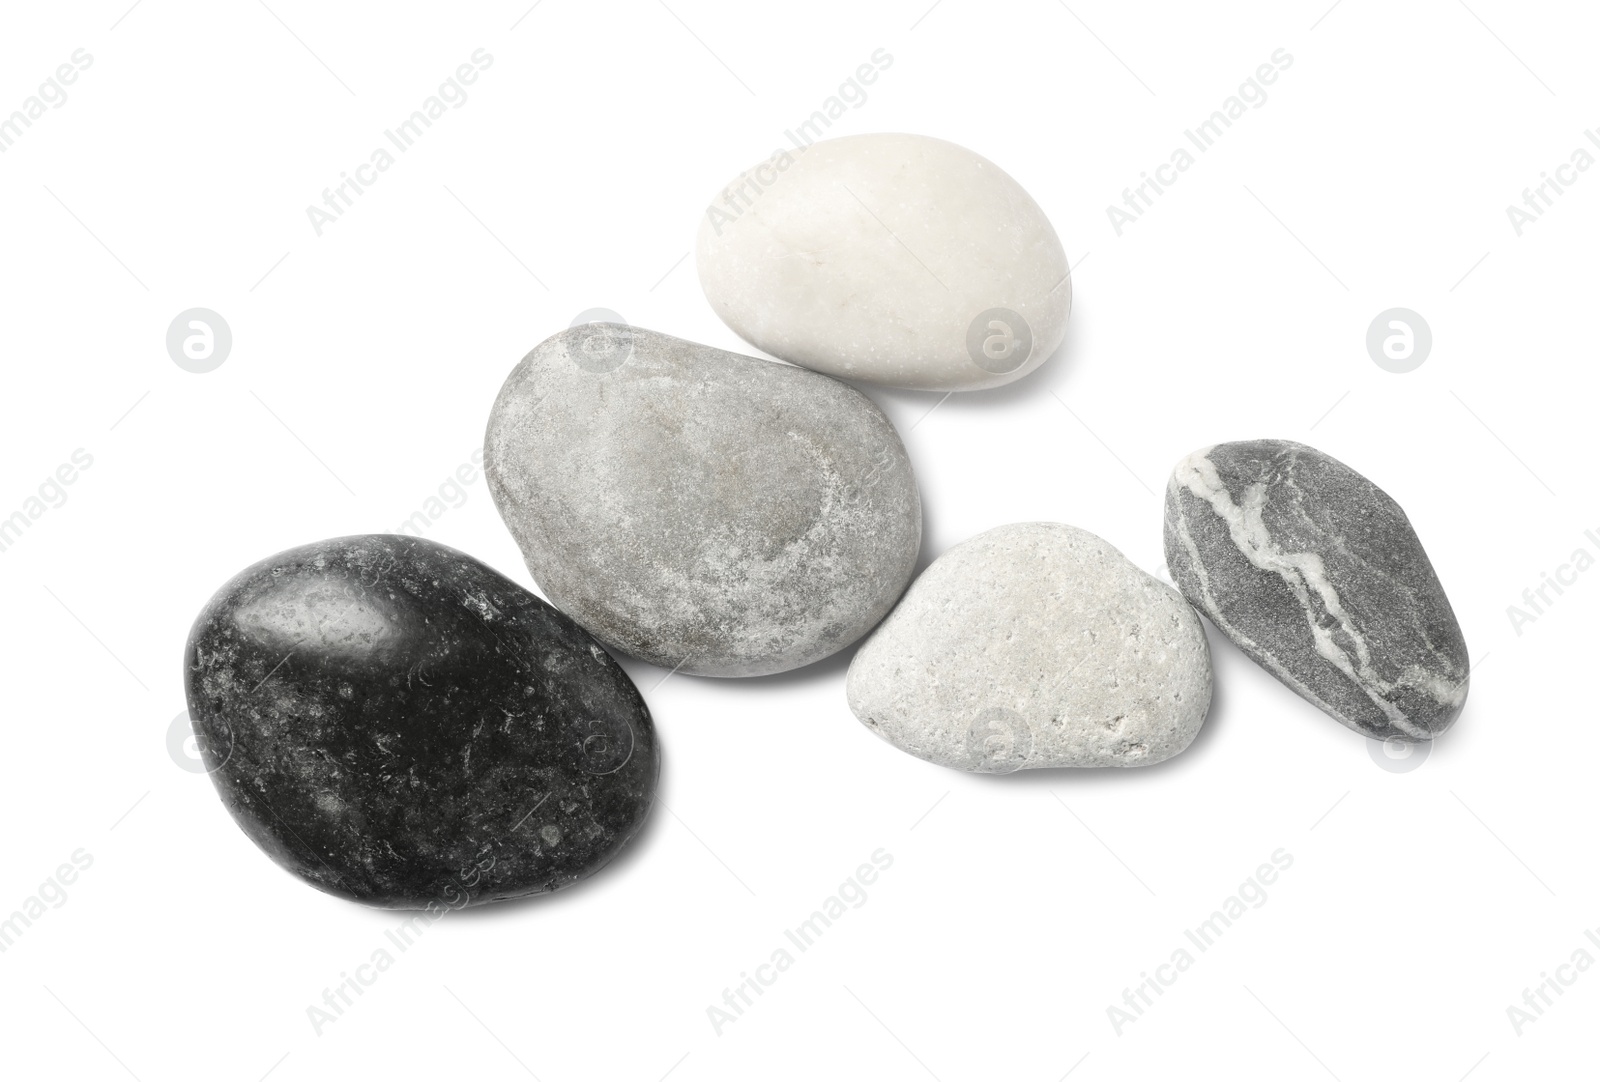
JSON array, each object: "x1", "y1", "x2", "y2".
[
  {"x1": 485, "y1": 324, "x2": 922, "y2": 677},
  {"x1": 846, "y1": 523, "x2": 1212, "y2": 772},
  {"x1": 697, "y1": 133, "x2": 1071, "y2": 392},
  {"x1": 1164, "y1": 439, "x2": 1469, "y2": 742},
  {"x1": 183, "y1": 534, "x2": 658, "y2": 909}
]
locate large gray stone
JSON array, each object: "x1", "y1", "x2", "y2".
[
  {"x1": 846, "y1": 523, "x2": 1212, "y2": 772},
  {"x1": 1164, "y1": 439, "x2": 1469, "y2": 742},
  {"x1": 485, "y1": 324, "x2": 921, "y2": 678}
]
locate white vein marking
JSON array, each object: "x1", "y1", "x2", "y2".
[
  {"x1": 1167, "y1": 459, "x2": 1343, "y2": 721},
  {"x1": 1174, "y1": 448, "x2": 1461, "y2": 739}
]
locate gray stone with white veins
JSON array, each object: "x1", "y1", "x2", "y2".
[
  {"x1": 486, "y1": 324, "x2": 922, "y2": 678},
  {"x1": 846, "y1": 523, "x2": 1212, "y2": 772},
  {"x1": 1164, "y1": 439, "x2": 1468, "y2": 742}
]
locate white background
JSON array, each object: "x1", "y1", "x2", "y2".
[{"x1": 1, "y1": 1, "x2": 1595, "y2": 1078}]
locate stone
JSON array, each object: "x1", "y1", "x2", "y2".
[
  {"x1": 485, "y1": 324, "x2": 921, "y2": 677},
  {"x1": 1164, "y1": 439, "x2": 1469, "y2": 742},
  {"x1": 696, "y1": 133, "x2": 1071, "y2": 392},
  {"x1": 183, "y1": 534, "x2": 658, "y2": 909},
  {"x1": 846, "y1": 523, "x2": 1212, "y2": 772}
]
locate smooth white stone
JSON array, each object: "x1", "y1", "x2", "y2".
[
  {"x1": 697, "y1": 133, "x2": 1071, "y2": 392},
  {"x1": 846, "y1": 523, "x2": 1212, "y2": 772}
]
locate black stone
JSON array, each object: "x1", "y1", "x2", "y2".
[
  {"x1": 183, "y1": 534, "x2": 658, "y2": 908},
  {"x1": 1164, "y1": 440, "x2": 1468, "y2": 742}
]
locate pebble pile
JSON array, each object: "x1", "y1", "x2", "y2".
[{"x1": 183, "y1": 133, "x2": 1466, "y2": 908}]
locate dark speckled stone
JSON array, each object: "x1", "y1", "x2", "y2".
[
  {"x1": 183, "y1": 534, "x2": 658, "y2": 908},
  {"x1": 1164, "y1": 440, "x2": 1468, "y2": 742}
]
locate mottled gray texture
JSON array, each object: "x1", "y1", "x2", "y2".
[
  {"x1": 485, "y1": 325, "x2": 922, "y2": 678},
  {"x1": 846, "y1": 523, "x2": 1212, "y2": 772},
  {"x1": 1164, "y1": 439, "x2": 1468, "y2": 742},
  {"x1": 183, "y1": 534, "x2": 658, "y2": 909}
]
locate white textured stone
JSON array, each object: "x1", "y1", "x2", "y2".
[
  {"x1": 697, "y1": 133, "x2": 1071, "y2": 392},
  {"x1": 846, "y1": 523, "x2": 1212, "y2": 772}
]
